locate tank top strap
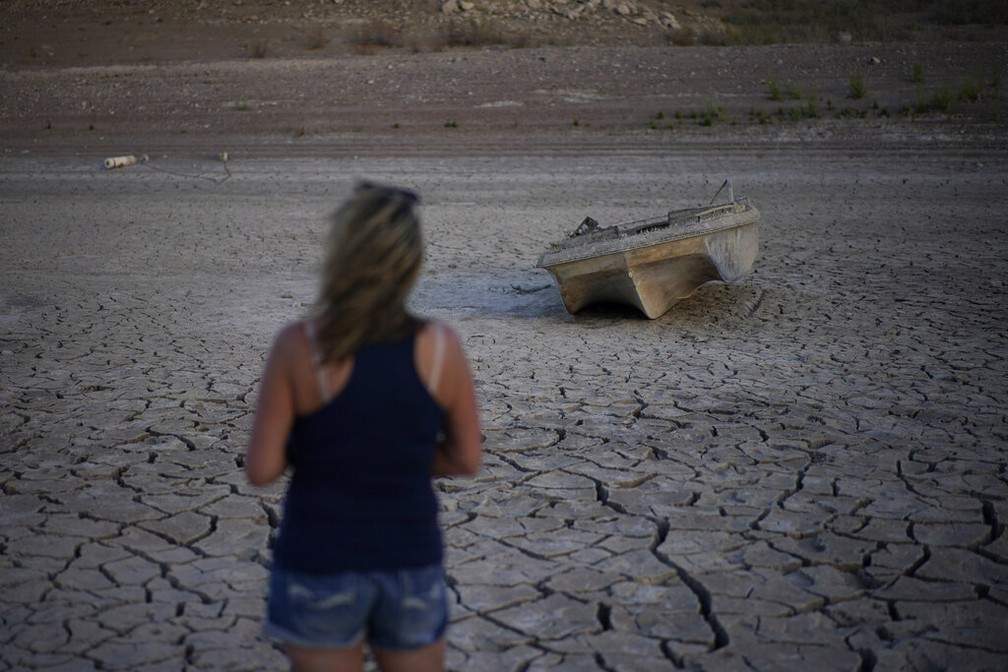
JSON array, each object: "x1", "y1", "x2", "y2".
[{"x1": 302, "y1": 320, "x2": 331, "y2": 402}]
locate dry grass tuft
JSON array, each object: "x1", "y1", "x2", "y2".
[
  {"x1": 345, "y1": 19, "x2": 403, "y2": 53},
  {"x1": 305, "y1": 25, "x2": 331, "y2": 51},
  {"x1": 248, "y1": 39, "x2": 269, "y2": 58}
]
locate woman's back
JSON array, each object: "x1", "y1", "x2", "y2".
[{"x1": 277, "y1": 332, "x2": 445, "y2": 574}]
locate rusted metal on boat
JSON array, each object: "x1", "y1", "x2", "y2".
[{"x1": 537, "y1": 180, "x2": 759, "y2": 319}]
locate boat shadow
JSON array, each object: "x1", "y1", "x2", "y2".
[
  {"x1": 416, "y1": 269, "x2": 766, "y2": 325},
  {"x1": 567, "y1": 282, "x2": 765, "y2": 325}
]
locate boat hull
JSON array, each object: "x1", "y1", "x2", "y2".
[{"x1": 538, "y1": 205, "x2": 758, "y2": 319}]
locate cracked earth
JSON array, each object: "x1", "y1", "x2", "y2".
[
  {"x1": 1, "y1": 14, "x2": 1008, "y2": 666},
  {"x1": 2, "y1": 143, "x2": 1006, "y2": 670}
]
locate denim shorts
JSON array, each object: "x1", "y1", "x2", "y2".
[{"x1": 263, "y1": 563, "x2": 448, "y2": 650}]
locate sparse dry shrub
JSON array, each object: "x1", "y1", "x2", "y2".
[
  {"x1": 405, "y1": 18, "x2": 516, "y2": 53},
  {"x1": 345, "y1": 19, "x2": 403, "y2": 53},
  {"x1": 848, "y1": 71, "x2": 867, "y2": 99},
  {"x1": 442, "y1": 17, "x2": 506, "y2": 48},
  {"x1": 668, "y1": 27, "x2": 697, "y2": 46},
  {"x1": 502, "y1": 29, "x2": 533, "y2": 49},
  {"x1": 305, "y1": 25, "x2": 331, "y2": 51},
  {"x1": 248, "y1": 39, "x2": 269, "y2": 58},
  {"x1": 934, "y1": 0, "x2": 1008, "y2": 25},
  {"x1": 405, "y1": 27, "x2": 449, "y2": 53},
  {"x1": 699, "y1": 29, "x2": 734, "y2": 46}
]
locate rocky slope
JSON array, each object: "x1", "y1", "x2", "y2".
[{"x1": 0, "y1": 0, "x2": 725, "y2": 68}]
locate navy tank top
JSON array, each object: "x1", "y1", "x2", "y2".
[{"x1": 273, "y1": 332, "x2": 446, "y2": 573}]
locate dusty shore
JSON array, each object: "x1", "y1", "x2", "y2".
[{"x1": 3, "y1": 41, "x2": 1007, "y2": 157}]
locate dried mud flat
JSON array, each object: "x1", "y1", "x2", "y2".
[{"x1": 2, "y1": 14, "x2": 1008, "y2": 672}]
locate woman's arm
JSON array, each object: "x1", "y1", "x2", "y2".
[
  {"x1": 245, "y1": 325, "x2": 298, "y2": 486},
  {"x1": 431, "y1": 327, "x2": 483, "y2": 478}
]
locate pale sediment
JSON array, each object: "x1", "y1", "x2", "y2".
[{"x1": 1, "y1": 145, "x2": 1006, "y2": 671}]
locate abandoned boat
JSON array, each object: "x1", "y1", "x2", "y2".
[{"x1": 536, "y1": 181, "x2": 759, "y2": 319}]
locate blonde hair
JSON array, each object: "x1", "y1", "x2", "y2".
[{"x1": 312, "y1": 183, "x2": 424, "y2": 362}]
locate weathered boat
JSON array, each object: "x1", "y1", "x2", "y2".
[{"x1": 536, "y1": 181, "x2": 759, "y2": 319}]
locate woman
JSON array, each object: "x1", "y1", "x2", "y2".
[{"x1": 245, "y1": 183, "x2": 482, "y2": 672}]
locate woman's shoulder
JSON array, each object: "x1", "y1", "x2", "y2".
[
  {"x1": 271, "y1": 320, "x2": 312, "y2": 359},
  {"x1": 276, "y1": 319, "x2": 308, "y2": 342}
]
